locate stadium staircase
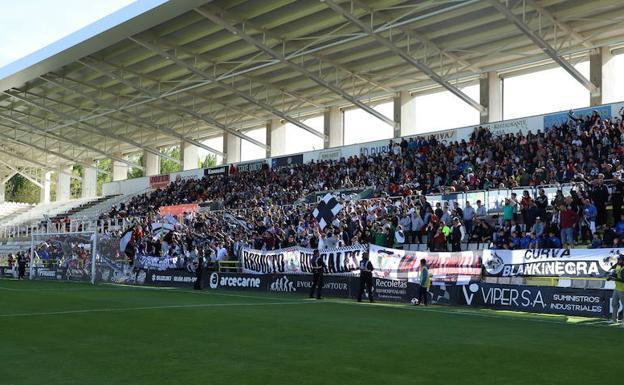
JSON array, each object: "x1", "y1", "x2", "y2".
[
  {"x1": 48, "y1": 195, "x2": 119, "y2": 223},
  {"x1": 0, "y1": 198, "x2": 96, "y2": 228}
]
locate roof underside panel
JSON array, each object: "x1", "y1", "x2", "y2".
[{"x1": 0, "y1": 0, "x2": 623, "y2": 170}]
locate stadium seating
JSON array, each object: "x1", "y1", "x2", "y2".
[
  {"x1": 0, "y1": 202, "x2": 33, "y2": 222},
  {"x1": 0, "y1": 197, "x2": 99, "y2": 228}
]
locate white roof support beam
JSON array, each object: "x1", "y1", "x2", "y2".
[
  {"x1": 0, "y1": 147, "x2": 77, "y2": 181},
  {"x1": 4, "y1": 89, "x2": 179, "y2": 165},
  {"x1": 488, "y1": 0, "x2": 598, "y2": 93},
  {"x1": 523, "y1": 0, "x2": 593, "y2": 50},
  {"x1": 0, "y1": 110, "x2": 138, "y2": 171},
  {"x1": 0, "y1": 159, "x2": 43, "y2": 188},
  {"x1": 78, "y1": 57, "x2": 255, "y2": 153},
  {"x1": 351, "y1": 0, "x2": 481, "y2": 74},
  {"x1": 0, "y1": 130, "x2": 106, "y2": 174},
  {"x1": 194, "y1": 7, "x2": 397, "y2": 128},
  {"x1": 1, "y1": 171, "x2": 16, "y2": 185},
  {"x1": 129, "y1": 37, "x2": 325, "y2": 141},
  {"x1": 199, "y1": 4, "x2": 395, "y2": 95},
  {"x1": 322, "y1": 0, "x2": 486, "y2": 113}
]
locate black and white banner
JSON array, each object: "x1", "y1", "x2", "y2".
[
  {"x1": 241, "y1": 245, "x2": 366, "y2": 274},
  {"x1": 482, "y1": 248, "x2": 619, "y2": 278},
  {"x1": 369, "y1": 245, "x2": 482, "y2": 284},
  {"x1": 432, "y1": 283, "x2": 610, "y2": 318}
]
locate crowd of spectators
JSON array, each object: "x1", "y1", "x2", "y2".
[{"x1": 97, "y1": 108, "x2": 624, "y2": 262}]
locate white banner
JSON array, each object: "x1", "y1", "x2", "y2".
[
  {"x1": 482, "y1": 248, "x2": 620, "y2": 278},
  {"x1": 241, "y1": 245, "x2": 366, "y2": 274},
  {"x1": 369, "y1": 245, "x2": 482, "y2": 284},
  {"x1": 135, "y1": 255, "x2": 181, "y2": 271}
]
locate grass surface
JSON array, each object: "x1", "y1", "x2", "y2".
[{"x1": 0, "y1": 279, "x2": 621, "y2": 385}]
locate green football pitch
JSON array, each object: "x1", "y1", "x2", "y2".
[{"x1": 0, "y1": 280, "x2": 621, "y2": 385}]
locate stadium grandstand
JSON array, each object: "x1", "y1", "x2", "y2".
[{"x1": 2, "y1": 1, "x2": 624, "y2": 384}]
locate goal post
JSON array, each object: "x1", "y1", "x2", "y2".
[{"x1": 30, "y1": 231, "x2": 97, "y2": 284}]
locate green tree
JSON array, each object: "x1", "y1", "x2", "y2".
[
  {"x1": 97, "y1": 159, "x2": 112, "y2": 196},
  {"x1": 128, "y1": 153, "x2": 144, "y2": 179},
  {"x1": 70, "y1": 165, "x2": 82, "y2": 199},
  {"x1": 160, "y1": 145, "x2": 181, "y2": 174},
  {"x1": 199, "y1": 153, "x2": 217, "y2": 168},
  {"x1": 5, "y1": 174, "x2": 40, "y2": 203}
]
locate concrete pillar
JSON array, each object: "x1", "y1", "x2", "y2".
[
  {"x1": 323, "y1": 107, "x2": 344, "y2": 148},
  {"x1": 56, "y1": 166, "x2": 72, "y2": 202},
  {"x1": 112, "y1": 153, "x2": 128, "y2": 181},
  {"x1": 590, "y1": 47, "x2": 617, "y2": 106},
  {"x1": 224, "y1": 133, "x2": 241, "y2": 164},
  {"x1": 39, "y1": 171, "x2": 51, "y2": 204},
  {"x1": 181, "y1": 141, "x2": 199, "y2": 171},
  {"x1": 267, "y1": 119, "x2": 286, "y2": 157},
  {"x1": 82, "y1": 166, "x2": 97, "y2": 198},
  {"x1": 394, "y1": 91, "x2": 417, "y2": 137},
  {"x1": 144, "y1": 150, "x2": 160, "y2": 176},
  {"x1": 0, "y1": 181, "x2": 5, "y2": 203},
  {"x1": 480, "y1": 72, "x2": 503, "y2": 123}
]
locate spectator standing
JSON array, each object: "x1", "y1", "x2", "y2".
[
  {"x1": 582, "y1": 199, "x2": 597, "y2": 242},
  {"x1": 591, "y1": 176, "x2": 610, "y2": 226},
  {"x1": 559, "y1": 205, "x2": 578, "y2": 248},
  {"x1": 463, "y1": 201, "x2": 475, "y2": 235},
  {"x1": 535, "y1": 188, "x2": 549, "y2": 220},
  {"x1": 475, "y1": 200, "x2": 487, "y2": 218},
  {"x1": 450, "y1": 217, "x2": 465, "y2": 252},
  {"x1": 502, "y1": 198, "x2": 514, "y2": 222},
  {"x1": 612, "y1": 173, "x2": 624, "y2": 225}
]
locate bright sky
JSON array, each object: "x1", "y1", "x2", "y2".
[
  {"x1": 2, "y1": 2, "x2": 623, "y2": 164},
  {"x1": 0, "y1": 1, "x2": 136, "y2": 68}
]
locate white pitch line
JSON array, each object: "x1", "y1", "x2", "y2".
[
  {"x1": 0, "y1": 283, "x2": 299, "y2": 302},
  {"x1": 0, "y1": 301, "x2": 313, "y2": 318}
]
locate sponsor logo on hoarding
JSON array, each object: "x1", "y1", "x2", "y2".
[
  {"x1": 318, "y1": 149, "x2": 342, "y2": 161},
  {"x1": 269, "y1": 276, "x2": 296, "y2": 292},
  {"x1": 209, "y1": 272, "x2": 219, "y2": 289},
  {"x1": 219, "y1": 275, "x2": 261, "y2": 288}
]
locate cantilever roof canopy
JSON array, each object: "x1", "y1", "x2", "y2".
[{"x1": 1, "y1": 0, "x2": 624, "y2": 177}]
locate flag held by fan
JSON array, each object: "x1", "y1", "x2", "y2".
[{"x1": 313, "y1": 193, "x2": 342, "y2": 230}]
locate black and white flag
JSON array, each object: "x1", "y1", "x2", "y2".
[{"x1": 313, "y1": 193, "x2": 342, "y2": 229}]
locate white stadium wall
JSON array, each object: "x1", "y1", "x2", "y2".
[{"x1": 102, "y1": 101, "x2": 624, "y2": 197}]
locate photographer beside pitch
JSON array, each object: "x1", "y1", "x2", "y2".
[{"x1": 608, "y1": 254, "x2": 624, "y2": 326}]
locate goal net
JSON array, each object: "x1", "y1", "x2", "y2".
[
  {"x1": 30, "y1": 232, "x2": 96, "y2": 283},
  {"x1": 95, "y1": 231, "x2": 147, "y2": 285}
]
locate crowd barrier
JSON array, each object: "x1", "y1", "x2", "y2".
[
  {"x1": 87, "y1": 269, "x2": 615, "y2": 319},
  {"x1": 4, "y1": 236, "x2": 622, "y2": 319}
]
